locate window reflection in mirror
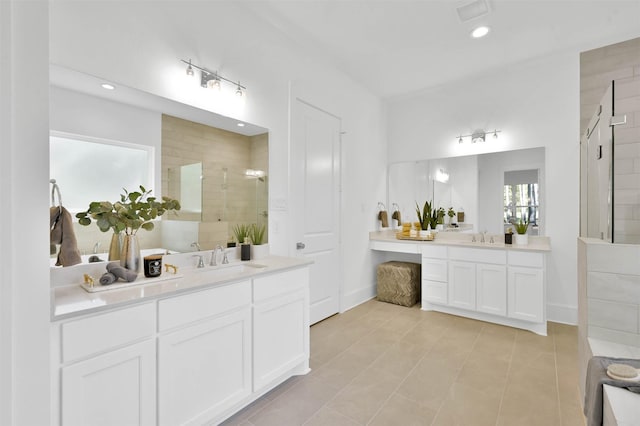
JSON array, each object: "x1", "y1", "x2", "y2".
[
  {"x1": 503, "y1": 169, "x2": 539, "y2": 235},
  {"x1": 50, "y1": 132, "x2": 152, "y2": 213}
]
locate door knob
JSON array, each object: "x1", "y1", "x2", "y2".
[{"x1": 296, "y1": 242, "x2": 305, "y2": 250}]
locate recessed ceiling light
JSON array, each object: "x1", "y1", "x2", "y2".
[
  {"x1": 101, "y1": 83, "x2": 116, "y2": 90},
  {"x1": 471, "y1": 26, "x2": 490, "y2": 39},
  {"x1": 237, "y1": 122, "x2": 245, "y2": 127}
]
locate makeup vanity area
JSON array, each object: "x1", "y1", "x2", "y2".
[
  {"x1": 370, "y1": 230, "x2": 551, "y2": 335},
  {"x1": 377, "y1": 147, "x2": 550, "y2": 335}
]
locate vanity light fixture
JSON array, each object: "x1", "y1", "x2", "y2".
[
  {"x1": 101, "y1": 83, "x2": 115, "y2": 90},
  {"x1": 181, "y1": 59, "x2": 246, "y2": 95},
  {"x1": 456, "y1": 129, "x2": 501, "y2": 144},
  {"x1": 185, "y1": 59, "x2": 194, "y2": 77}
]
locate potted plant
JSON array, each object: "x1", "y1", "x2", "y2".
[
  {"x1": 447, "y1": 207, "x2": 456, "y2": 225},
  {"x1": 415, "y1": 201, "x2": 439, "y2": 236},
  {"x1": 76, "y1": 186, "x2": 180, "y2": 271},
  {"x1": 514, "y1": 219, "x2": 529, "y2": 245},
  {"x1": 249, "y1": 223, "x2": 269, "y2": 259}
]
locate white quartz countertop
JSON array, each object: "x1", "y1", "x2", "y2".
[
  {"x1": 51, "y1": 255, "x2": 312, "y2": 321},
  {"x1": 369, "y1": 230, "x2": 551, "y2": 252}
]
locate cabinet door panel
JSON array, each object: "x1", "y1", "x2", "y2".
[
  {"x1": 508, "y1": 266, "x2": 544, "y2": 322},
  {"x1": 61, "y1": 340, "x2": 155, "y2": 426},
  {"x1": 422, "y1": 258, "x2": 447, "y2": 282},
  {"x1": 476, "y1": 264, "x2": 507, "y2": 316},
  {"x1": 448, "y1": 261, "x2": 476, "y2": 310},
  {"x1": 158, "y1": 308, "x2": 251, "y2": 426},
  {"x1": 254, "y1": 289, "x2": 308, "y2": 391},
  {"x1": 423, "y1": 279, "x2": 447, "y2": 305}
]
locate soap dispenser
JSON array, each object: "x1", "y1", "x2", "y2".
[{"x1": 241, "y1": 238, "x2": 251, "y2": 261}]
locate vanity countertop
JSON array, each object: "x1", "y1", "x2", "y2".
[
  {"x1": 51, "y1": 254, "x2": 312, "y2": 321},
  {"x1": 369, "y1": 229, "x2": 551, "y2": 252}
]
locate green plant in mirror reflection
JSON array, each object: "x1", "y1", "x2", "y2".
[
  {"x1": 76, "y1": 185, "x2": 181, "y2": 235},
  {"x1": 232, "y1": 223, "x2": 251, "y2": 244},
  {"x1": 250, "y1": 223, "x2": 266, "y2": 245}
]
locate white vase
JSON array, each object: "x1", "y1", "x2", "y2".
[
  {"x1": 250, "y1": 244, "x2": 270, "y2": 260},
  {"x1": 514, "y1": 233, "x2": 528, "y2": 245}
]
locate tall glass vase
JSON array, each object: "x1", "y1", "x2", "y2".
[
  {"x1": 108, "y1": 232, "x2": 122, "y2": 261},
  {"x1": 120, "y1": 234, "x2": 141, "y2": 272}
]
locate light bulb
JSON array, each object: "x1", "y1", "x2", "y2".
[
  {"x1": 236, "y1": 82, "x2": 243, "y2": 97},
  {"x1": 493, "y1": 130, "x2": 498, "y2": 139},
  {"x1": 458, "y1": 136, "x2": 463, "y2": 144},
  {"x1": 471, "y1": 26, "x2": 490, "y2": 39},
  {"x1": 186, "y1": 60, "x2": 194, "y2": 77}
]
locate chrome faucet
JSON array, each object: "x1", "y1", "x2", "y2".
[
  {"x1": 480, "y1": 231, "x2": 487, "y2": 243},
  {"x1": 93, "y1": 242, "x2": 101, "y2": 254},
  {"x1": 190, "y1": 242, "x2": 201, "y2": 252},
  {"x1": 222, "y1": 249, "x2": 229, "y2": 264},
  {"x1": 210, "y1": 245, "x2": 224, "y2": 266},
  {"x1": 194, "y1": 255, "x2": 205, "y2": 268}
]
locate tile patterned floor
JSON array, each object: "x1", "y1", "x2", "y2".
[{"x1": 222, "y1": 299, "x2": 585, "y2": 426}]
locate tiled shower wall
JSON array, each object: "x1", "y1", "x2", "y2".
[
  {"x1": 581, "y1": 37, "x2": 640, "y2": 244},
  {"x1": 162, "y1": 115, "x2": 268, "y2": 250}
]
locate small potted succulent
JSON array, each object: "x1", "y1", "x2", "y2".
[
  {"x1": 514, "y1": 219, "x2": 529, "y2": 245},
  {"x1": 249, "y1": 223, "x2": 269, "y2": 260},
  {"x1": 447, "y1": 207, "x2": 456, "y2": 225}
]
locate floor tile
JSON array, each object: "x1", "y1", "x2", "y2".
[{"x1": 369, "y1": 393, "x2": 437, "y2": 426}]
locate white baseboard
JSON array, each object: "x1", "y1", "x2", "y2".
[
  {"x1": 547, "y1": 303, "x2": 577, "y2": 325},
  {"x1": 341, "y1": 283, "x2": 376, "y2": 313}
]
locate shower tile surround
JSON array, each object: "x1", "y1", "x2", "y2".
[
  {"x1": 578, "y1": 37, "x2": 640, "y2": 423},
  {"x1": 161, "y1": 115, "x2": 268, "y2": 250},
  {"x1": 581, "y1": 37, "x2": 640, "y2": 245}
]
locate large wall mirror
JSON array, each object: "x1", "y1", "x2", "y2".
[
  {"x1": 49, "y1": 65, "x2": 268, "y2": 263},
  {"x1": 388, "y1": 147, "x2": 545, "y2": 235}
]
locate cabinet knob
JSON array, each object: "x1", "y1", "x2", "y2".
[{"x1": 296, "y1": 242, "x2": 306, "y2": 250}]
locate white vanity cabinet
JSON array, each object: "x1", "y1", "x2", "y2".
[
  {"x1": 157, "y1": 281, "x2": 252, "y2": 426},
  {"x1": 253, "y1": 268, "x2": 310, "y2": 392},
  {"x1": 507, "y1": 251, "x2": 545, "y2": 323},
  {"x1": 52, "y1": 303, "x2": 157, "y2": 426},
  {"x1": 51, "y1": 259, "x2": 311, "y2": 426},
  {"x1": 421, "y1": 245, "x2": 448, "y2": 305},
  {"x1": 448, "y1": 248, "x2": 507, "y2": 315}
]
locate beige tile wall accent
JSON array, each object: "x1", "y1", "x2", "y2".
[
  {"x1": 161, "y1": 115, "x2": 268, "y2": 250},
  {"x1": 581, "y1": 37, "x2": 640, "y2": 244}
]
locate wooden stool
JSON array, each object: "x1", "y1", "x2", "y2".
[{"x1": 376, "y1": 261, "x2": 421, "y2": 307}]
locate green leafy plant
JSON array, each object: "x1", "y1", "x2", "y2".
[
  {"x1": 415, "y1": 201, "x2": 439, "y2": 231},
  {"x1": 436, "y1": 207, "x2": 445, "y2": 224},
  {"x1": 447, "y1": 207, "x2": 456, "y2": 220},
  {"x1": 250, "y1": 223, "x2": 266, "y2": 245},
  {"x1": 232, "y1": 223, "x2": 251, "y2": 244},
  {"x1": 76, "y1": 186, "x2": 180, "y2": 235},
  {"x1": 514, "y1": 218, "x2": 529, "y2": 235}
]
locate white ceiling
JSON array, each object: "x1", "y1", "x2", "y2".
[{"x1": 249, "y1": 0, "x2": 640, "y2": 99}]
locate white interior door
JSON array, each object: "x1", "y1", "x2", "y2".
[{"x1": 291, "y1": 98, "x2": 341, "y2": 325}]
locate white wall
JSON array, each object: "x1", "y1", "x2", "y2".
[
  {"x1": 387, "y1": 52, "x2": 580, "y2": 324},
  {"x1": 50, "y1": 3, "x2": 386, "y2": 312},
  {"x1": 0, "y1": 1, "x2": 51, "y2": 424}
]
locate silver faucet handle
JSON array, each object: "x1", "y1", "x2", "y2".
[
  {"x1": 222, "y1": 250, "x2": 229, "y2": 264},
  {"x1": 472, "y1": 234, "x2": 476, "y2": 243},
  {"x1": 209, "y1": 250, "x2": 217, "y2": 266},
  {"x1": 490, "y1": 235, "x2": 495, "y2": 244},
  {"x1": 193, "y1": 255, "x2": 205, "y2": 268}
]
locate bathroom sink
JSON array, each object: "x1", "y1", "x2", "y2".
[{"x1": 192, "y1": 262, "x2": 267, "y2": 282}]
